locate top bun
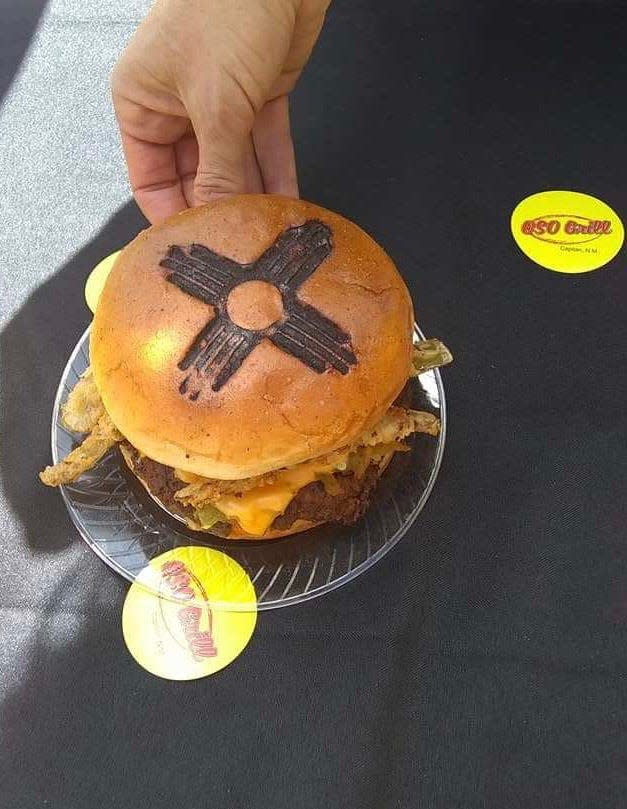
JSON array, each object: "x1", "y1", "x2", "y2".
[{"x1": 91, "y1": 195, "x2": 414, "y2": 479}]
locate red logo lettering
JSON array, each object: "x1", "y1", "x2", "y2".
[
  {"x1": 160, "y1": 561, "x2": 218, "y2": 659},
  {"x1": 521, "y1": 215, "x2": 612, "y2": 244},
  {"x1": 161, "y1": 560, "x2": 185, "y2": 575},
  {"x1": 177, "y1": 605, "x2": 217, "y2": 659},
  {"x1": 160, "y1": 562, "x2": 195, "y2": 600}
]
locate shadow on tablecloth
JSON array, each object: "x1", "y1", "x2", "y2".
[{"x1": 0, "y1": 201, "x2": 147, "y2": 551}]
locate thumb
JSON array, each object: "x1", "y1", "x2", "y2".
[{"x1": 190, "y1": 90, "x2": 256, "y2": 203}]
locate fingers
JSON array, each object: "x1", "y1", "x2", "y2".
[
  {"x1": 113, "y1": 80, "x2": 192, "y2": 223},
  {"x1": 252, "y1": 95, "x2": 298, "y2": 197},
  {"x1": 120, "y1": 130, "x2": 189, "y2": 224},
  {"x1": 118, "y1": 83, "x2": 296, "y2": 220},
  {"x1": 243, "y1": 134, "x2": 265, "y2": 196},
  {"x1": 120, "y1": 115, "x2": 253, "y2": 220},
  {"x1": 174, "y1": 130, "x2": 199, "y2": 209},
  {"x1": 121, "y1": 98, "x2": 293, "y2": 221},
  {"x1": 178, "y1": 127, "x2": 263, "y2": 207},
  {"x1": 110, "y1": 0, "x2": 317, "y2": 218},
  {"x1": 190, "y1": 87, "x2": 255, "y2": 203}
]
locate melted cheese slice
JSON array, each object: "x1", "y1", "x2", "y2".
[
  {"x1": 175, "y1": 443, "x2": 402, "y2": 537},
  {"x1": 214, "y1": 458, "x2": 340, "y2": 536}
]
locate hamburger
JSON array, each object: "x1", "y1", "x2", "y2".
[{"x1": 40, "y1": 195, "x2": 451, "y2": 539}]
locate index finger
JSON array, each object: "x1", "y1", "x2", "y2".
[{"x1": 120, "y1": 129, "x2": 188, "y2": 224}]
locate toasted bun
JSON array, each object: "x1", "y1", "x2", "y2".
[{"x1": 92, "y1": 195, "x2": 413, "y2": 479}]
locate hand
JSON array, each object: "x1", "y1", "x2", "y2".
[{"x1": 111, "y1": 0, "x2": 330, "y2": 224}]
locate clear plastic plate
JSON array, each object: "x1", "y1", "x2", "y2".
[{"x1": 51, "y1": 325, "x2": 446, "y2": 610}]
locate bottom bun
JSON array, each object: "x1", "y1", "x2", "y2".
[{"x1": 212, "y1": 519, "x2": 323, "y2": 541}]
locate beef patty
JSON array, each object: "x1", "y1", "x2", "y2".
[
  {"x1": 120, "y1": 443, "x2": 382, "y2": 533},
  {"x1": 120, "y1": 444, "x2": 195, "y2": 523},
  {"x1": 272, "y1": 465, "x2": 380, "y2": 529}
]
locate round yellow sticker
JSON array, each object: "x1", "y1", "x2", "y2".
[
  {"x1": 85, "y1": 250, "x2": 121, "y2": 313},
  {"x1": 511, "y1": 190, "x2": 624, "y2": 273},
  {"x1": 122, "y1": 547, "x2": 257, "y2": 680}
]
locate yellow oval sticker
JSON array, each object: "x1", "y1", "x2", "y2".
[
  {"x1": 511, "y1": 191, "x2": 624, "y2": 273},
  {"x1": 122, "y1": 547, "x2": 257, "y2": 680},
  {"x1": 85, "y1": 250, "x2": 121, "y2": 313}
]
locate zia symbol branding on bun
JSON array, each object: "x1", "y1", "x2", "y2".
[
  {"x1": 520, "y1": 214, "x2": 613, "y2": 245},
  {"x1": 160, "y1": 220, "x2": 358, "y2": 399}
]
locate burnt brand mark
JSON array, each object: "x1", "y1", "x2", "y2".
[{"x1": 160, "y1": 220, "x2": 357, "y2": 397}]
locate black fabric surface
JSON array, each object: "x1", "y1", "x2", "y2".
[{"x1": 2, "y1": 1, "x2": 627, "y2": 807}]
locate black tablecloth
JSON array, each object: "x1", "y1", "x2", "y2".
[{"x1": 2, "y1": 2, "x2": 626, "y2": 807}]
